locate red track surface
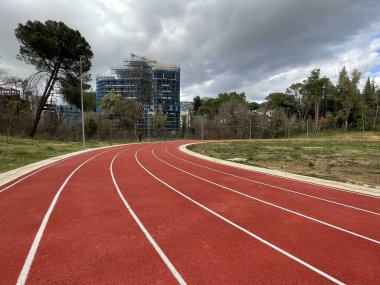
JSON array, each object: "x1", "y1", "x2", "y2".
[{"x1": 1, "y1": 141, "x2": 379, "y2": 284}]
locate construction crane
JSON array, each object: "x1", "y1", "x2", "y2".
[{"x1": 130, "y1": 53, "x2": 157, "y2": 64}]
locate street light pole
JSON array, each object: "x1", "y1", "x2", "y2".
[
  {"x1": 201, "y1": 118, "x2": 204, "y2": 140},
  {"x1": 80, "y1": 56, "x2": 86, "y2": 149},
  {"x1": 148, "y1": 111, "x2": 150, "y2": 142},
  {"x1": 249, "y1": 115, "x2": 252, "y2": 140}
]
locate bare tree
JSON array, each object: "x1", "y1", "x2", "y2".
[
  {"x1": 216, "y1": 100, "x2": 249, "y2": 139},
  {"x1": 128, "y1": 59, "x2": 152, "y2": 141}
]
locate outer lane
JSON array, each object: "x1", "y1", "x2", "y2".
[
  {"x1": 143, "y1": 142, "x2": 380, "y2": 284},
  {"x1": 160, "y1": 145, "x2": 380, "y2": 240},
  {"x1": 0, "y1": 146, "x2": 125, "y2": 285},
  {"x1": 173, "y1": 143, "x2": 380, "y2": 211}
]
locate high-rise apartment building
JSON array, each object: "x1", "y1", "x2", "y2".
[{"x1": 96, "y1": 54, "x2": 180, "y2": 134}]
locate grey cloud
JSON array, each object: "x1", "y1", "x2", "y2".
[{"x1": 1, "y1": 0, "x2": 380, "y2": 101}]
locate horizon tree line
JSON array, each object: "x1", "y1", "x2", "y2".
[{"x1": 186, "y1": 67, "x2": 379, "y2": 139}]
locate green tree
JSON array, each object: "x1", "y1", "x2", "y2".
[
  {"x1": 181, "y1": 114, "x2": 188, "y2": 138},
  {"x1": 60, "y1": 76, "x2": 95, "y2": 111},
  {"x1": 248, "y1": 102, "x2": 260, "y2": 111},
  {"x1": 15, "y1": 20, "x2": 93, "y2": 137},
  {"x1": 361, "y1": 78, "x2": 380, "y2": 130},
  {"x1": 196, "y1": 92, "x2": 247, "y2": 119},
  {"x1": 193, "y1": 96, "x2": 202, "y2": 113},
  {"x1": 265, "y1": 92, "x2": 296, "y2": 116},
  {"x1": 100, "y1": 91, "x2": 139, "y2": 132},
  {"x1": 152, "y1": 114, "x2": 167, "y2": 137},
  {"x1": 286, "y1": 82, "x2": 309, "y2": 123},
  {"x1": 303, "y1": 69, "x2": 332, "y2": 132},
  {"x1": 336, "y1": 67, "x2": 361, "y2": 131}
]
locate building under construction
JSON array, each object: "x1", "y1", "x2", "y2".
[{"x1": 96, "y1": 54, "x2": 180, "y2": 134}]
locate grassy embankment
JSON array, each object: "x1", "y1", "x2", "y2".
[
  {"x1": 0, "y1": 136, "x2": 123, "y2": 173},
  {"x1": 188, "y1": 132, "x2": 380, "y2": 188}
]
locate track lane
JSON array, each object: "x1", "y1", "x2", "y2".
[
  {"x1": 167, "y1": 146, "x2": 380, "y2": 216},
  {"x1": 22, "y1": 144, "x2": 180, "y2": 284},
  {"x1": 172, "y1": 144, "x2": 380, "y2": 211},
  {"x1": 141, "y1": 144, "x2": 380, "y2": 284},
  {"x1": 159, "y1": 145, "x2": 380, "y2": 240},
  {"x1": 0, "y1": 146, "x2": 124, "y2": 285},
  {"x1": 110, "y1": 147, "x2": 186, "y2": 284},
  {"x1": 111, "y1": 144, "x2": 332, "y2": 284}
]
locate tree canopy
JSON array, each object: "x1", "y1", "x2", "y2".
[{"x1": 15, "y1": 20, "x2": 93, "y2": 137}]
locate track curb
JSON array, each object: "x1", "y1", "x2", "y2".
[
  {"x1": 179, "y1": 142, "x2": 380, "y2": 198},
  {"x1": 0, "y1": 144, "x2": 126, "y2": 187}
]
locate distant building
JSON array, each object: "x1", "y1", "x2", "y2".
[
  {"x1": 0, "y1": 87, "x2": 30, "y2": 131},
  {"x1": 180, "y1": 101, "x2": 193, "y2": 128},
  {"x1": 0, "y1": 87, "x2": 21, "y2": 98},
  {"x1": 96, "y1": 54, "x2": 180, "y2": 134}
]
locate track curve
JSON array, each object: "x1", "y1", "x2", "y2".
[{"x1": 1, "y1": 141, "x2": 379, "y2": 284}]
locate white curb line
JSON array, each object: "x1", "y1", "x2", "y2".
[
  {"x1": 0, "y1": 144, "x2": 126, "y2": 187},
  {"x1": 179, "y1": 143, "x2": 380, "y2": 198}
]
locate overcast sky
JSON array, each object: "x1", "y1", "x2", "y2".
[{"x1": 1, "y1": 0, "x2": 380, "y2": 102}]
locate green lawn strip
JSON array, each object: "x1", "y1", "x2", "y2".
[
  {"x1": 0, "y1": 136, "x2": 127, "y2": 173},
  {"x1": 188, "y1": 140, "x2": 380, "y2": 187}
]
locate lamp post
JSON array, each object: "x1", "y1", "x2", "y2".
[
  {"x1": 148, "y1": 111, "x2": 151, "y2": 142},
  {"x1": 80, "y1": 56, "x2": 86, "y2": 149},
  {"x1": 201, "y1": 117, "x2": 204, "y2": 140},
  {"x1": 249, "y1": 115, "x2": 252, "y2": 139}
]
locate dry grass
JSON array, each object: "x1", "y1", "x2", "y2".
[{"x1": 188, "y1": 132, "x2": 380, "y2": 188}]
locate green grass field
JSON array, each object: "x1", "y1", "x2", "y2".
[
  {"x1": 188, "y1": 132, "x2": 380, "y2": 187},
  {"x1": 0, "y1": 136, "x2": 118, "y2": 173}
]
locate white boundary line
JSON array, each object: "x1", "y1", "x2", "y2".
[
  {"x1": 0, "y1": 154, "x2": 83, "y2": 194},
  {"x1": 0, "y1": 144, "x2": 127, "y2": 192},
  {"x1": 135, "y1": 147, "x2": 345, "y2": 285},
  {"x1": 152, "y1": 147, "x2": 380, "y2": 245},
  {"x1": 179, "y1": 143, "x2": 380, "y2": 198},
  {"x1": 165, "y1": 147, "x2": 380, "y2": 216},
  {"x1": 110, "y1": 147, "x2": 186, "y2": 285},
  {"x1": 16, "y1": 147, "x2": 118, "y2": 285}
]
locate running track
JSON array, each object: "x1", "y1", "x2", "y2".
[{"x1": 1, "y1": 141, "x2": 379, "y2": 284}]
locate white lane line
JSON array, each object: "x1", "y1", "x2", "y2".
[
  {"x1": 153, "y1": 148, "x2": 380, "y2": 245},
  {"x1": 110, "y1": 147, "x2": 186, "y2": 285},
  {"x1": 165, "y1": 147, "x2": 380, "y2": 216},
  {"x1": 180, "y1": 143, "x2": 380, "y2": 199},
  {"x1": 0, "y1": 145, "x2": 132, "y2": 194},
  {"x1": 0, "y1": 153, "x2": 85, "y2": 194},
  {"x1": 16, "y1": 147, "x2": 120, "y2": 285},
  {"x1": 135, "y1": 147, "x2": 345, "y2": 285}
]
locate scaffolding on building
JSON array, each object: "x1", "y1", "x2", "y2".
[{"x1": 96, "y1": 54, "x2": 180, "y2": 134}]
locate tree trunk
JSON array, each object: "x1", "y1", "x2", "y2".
[
  {"x1": 373, "y1": 101, "x2": 379, "y2": 131},
  {"x1": 314, "y1": 102, "x2": 320, "y2": 132},
  {"x1": 360, "y1": 101, "x2": 365, "y2": 132},
  {"x1": 29, "y1": 63, "x2": 60, "y2": 137}
]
